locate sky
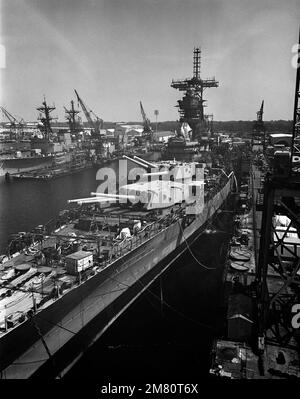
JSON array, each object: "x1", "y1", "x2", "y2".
[{"x1": 0, "y1": 0, "x2": 299, "y2": 122}]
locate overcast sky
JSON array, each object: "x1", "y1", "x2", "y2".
[{"x1": 1, "y1": 0, "x2": 299, "y2": 123}]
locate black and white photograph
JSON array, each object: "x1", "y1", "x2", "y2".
[{"x1": 0, "y1": 0, "x2": 300, "y2": 388}]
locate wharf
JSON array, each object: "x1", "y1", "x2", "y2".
[{"x1": 210, "y1": 164, "x2": 300, "y2": 379}]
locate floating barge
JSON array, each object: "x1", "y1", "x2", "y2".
[{"x1": 11, "y1": 162, "x2": 94, "y2": 180}]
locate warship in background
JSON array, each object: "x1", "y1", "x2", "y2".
[
  {"x1": 0, "y1": 103, "x2": 54, "y2": 178},
  {"x1": 1, "y1": 92, "x2": 163, "y2": 180},
  {"x1": 0, "y1": 98, "x2": 91, "y2": 179}
]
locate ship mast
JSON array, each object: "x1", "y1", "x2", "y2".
[
  {"x1": 171, "y1": 47, "x2": 219, "y2": 140},
  {"x1": 64, "y1": 100, "x2": 81, "y2": 137},
  {"x1": 37, "y1": 97, "x2": 56, "y2": 141}
]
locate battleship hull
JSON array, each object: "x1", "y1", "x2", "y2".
[
  {"x1": 0, "y1": 176, "x2": 233, "y2": 378},
  {"x1": 0, "y1": 156, "x2": 54, "y2": 177}
]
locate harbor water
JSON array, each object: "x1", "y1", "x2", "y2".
[
  {"x1": 0, "y1": 167, "x2": 100, "y2": 253},
  {"x1": 0, "y1": 159, "x2": 142, "y2": 253}
]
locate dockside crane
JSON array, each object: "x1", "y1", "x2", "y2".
[
  {"x1": 254, "y1": 29, "x2": 300, "y2": 373},
  {"x1": 74, "y1": 89, "x2": 103, "y2": 137},
  {"x1": 0, "y1": 106, "x2": 24, "y2": 139},
  {"x1": 140, "y1": 101, "x2": 153, "y2": 136},
  {"x1": 252, "y1": 100, "x2": 266, "y2": 151}
]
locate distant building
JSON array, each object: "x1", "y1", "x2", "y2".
[
  {"x1": 269, "y1": 133, "x2": 292, "y2": 147},
  {"x1": 152, "y1": 131, "x2": 175, "y2": 143},
  {"x1": 106, "y1": 129, "x2": 115, "y2": 138},
  {"x1": 114, "y1": 124, "x2": 144, "y2": 146}
]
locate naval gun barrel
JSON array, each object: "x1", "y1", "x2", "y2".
[
  {"x1": 90, "y1": 192, "x2": 136, "y2": 200},
  {"x1": 133, "y1": 156, "x2": 157, "y2": 169},
  {"x1": 122, "y1": 155, "x2": 149, "y2": 168},
  {"x1": 143, "y1": 171, "x2": 169, "y2": 177},
  {"x1": 68, "y1": 197, "x2": 113, "y2": 204}
]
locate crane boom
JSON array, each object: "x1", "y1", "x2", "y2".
[
  {"x1": 74, "y1": 89, "x2": 100, "y2": 134},
  {"x1": 0, "y1": 106, "x2": 22, "y2": 124},
  {"x1": 0, "y1": 106, "x2": 24, "y2": 139},
  {"x1": 257, "y1": 100, "x2": 264, "y2": 122},
  {"x1": 140, "y1": 101, "x2": 152, "y2": 134}
]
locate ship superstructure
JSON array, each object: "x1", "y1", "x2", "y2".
[
  {"x1": 164, "y1": 48, "x2": 218, "y2": 162},
  {"x1": 171, "y1": 47, "x2": 218, "y2": 141}
]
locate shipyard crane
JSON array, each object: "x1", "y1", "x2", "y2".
[
  {"x1": 74, "y1": 89, "x2": 103, "y2": 137},
  {"x1": 252, "y1": 100, "x2": 266, "y2": 151},
  {"x1": 257, "y1": 100, "x2": 264, "y2": 122},
  {"x1": 140, "y1": 101, "x2": 153, "y2": 136},
  {"x1": 254, "y1": 29, "x2": 300, "y2": 368},
  {"x1": 0, "y1": 106, "x2": 24, "y2": 139},
  {"x1": 0, "y1": 106, "x2": 20, "y2": 125}
]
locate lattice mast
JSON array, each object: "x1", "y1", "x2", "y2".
[
  {"x1": 36, "y1": 97, "x2": 56, "y2": 140},
  {"x1": 64, "y1": 100, "x2": 81, "y2": 136},
  {"x1": 171, "y1": 47, "x2": 218, "y2": 139}
]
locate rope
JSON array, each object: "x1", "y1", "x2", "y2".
[
  {"x1": 108, "y1": 275, "x2": 215, "y2": 331},
  {"x1": 135, "y1": 277, "x2": 216, "y2": 331},
  {"x1": 178, "y1": 221, "x2": 218, "y2": 270}
]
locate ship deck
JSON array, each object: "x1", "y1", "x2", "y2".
[
  {"x1": 0, "y1": 199, "x2": 187, "y2": 340},
  {"x1": 0, "y1": 167, "x2": 233, "y2": 377}
]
